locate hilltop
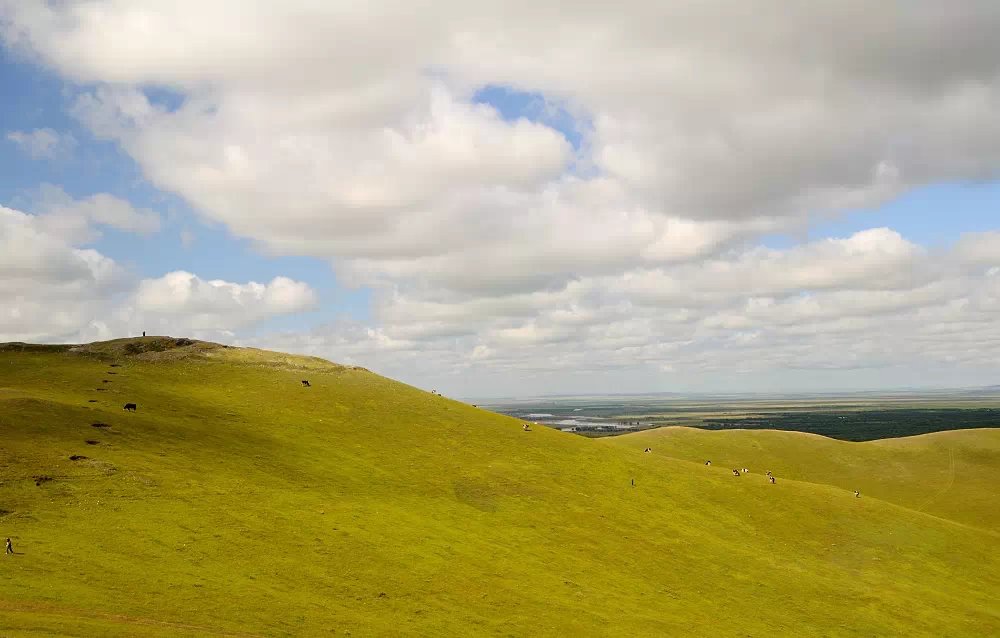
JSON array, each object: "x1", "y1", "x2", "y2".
[{"x1": 1, "y1": 338, "x2": 998, "y2": 636}]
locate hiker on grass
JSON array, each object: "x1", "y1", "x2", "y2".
[{"x1": 5, "y1": 537, "x2": 12, "y2": 555}]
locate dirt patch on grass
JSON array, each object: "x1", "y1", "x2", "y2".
[
  {"x1": 88, "y1": 399, "x2": 98, "y2": 403},
  {"x1": 33, "y1": 475, "x2": 53, "y2": 486},
  {"x1": 85, "y1": 440, "x2": 99, "y2": 445},
  {"x1": 91, "y1": 422, "x2": 111, "y2": 428},
  {"x1": 69, "y1": 455, "x2": 89, "y2": 461}
]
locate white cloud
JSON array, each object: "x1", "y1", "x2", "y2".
[
  {"x1": 954, "y1": 231, "x2": 1000, "y2": 268},
  {"x1": 4, "y1": 2, "x2": 998, "y2": 299},
  {"x1": 242, "y1": 229, "x2": 1000, "y2": 394},
  {"x1": 0, "y1": 204, "x2": 129, "y2": 341},
  {"x1": 5, "y1": 127, "x2": 76, "y2": 159},
  {"x1": 29, "y1": 184, "x2": 161, "y2": 243},
  {"x1": 132, "y1": 271, "x2": 317, "y2": 330},
  {"x1": 7, "y1": 2, "x2": 1000, "y2": 288},
  {"x1": 0, "y1": 202, "x2": 314, "y2": 343},
  {"x1": 3, "y1": 2, "x2": 1000, "y2": 393}
]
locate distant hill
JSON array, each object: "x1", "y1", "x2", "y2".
[
  {"x1": 959, "y1": 385, "x2": 1000, "y2": 396},
  {"x1": 608, "y1": 426, "x2": 1000, "y2": 531},
  {"x1": 1, "y1": 338, "x2": 998, "y2": 636}
]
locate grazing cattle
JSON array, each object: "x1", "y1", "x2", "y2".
[
  {"x1": 705, "y1": 460, "x2": 712, "y2": 466},
  {"x1": 742, "y1": 468, "x2": 749, "y2": 474},
  {"x1": 301, "y1": 380, "x2": 311, "y2": 387},
  {"x1": 732, "y1": 469, "x2": 741, "y2": 476},
  {"x1": 522, "y1": 423, "x2": 532, "y2": 431},
  {"x1": 5, "y1": 537, "x2": 12, "y2": 555},
  {"x1": 643, "y1": 447, "x2": 652, "y2": 453},
  {"x1": 854, "y1": 490, "x2": 860, "y2": 498},
  {"x1": 769, "y1": 476, "x2": 776, "y2": 484},
  {"x1": 123, "y1": 403, "x2": 137, "y2": 412},
  {"x1": 765, "y1": 470, "x2": 772, "y2": 476}
]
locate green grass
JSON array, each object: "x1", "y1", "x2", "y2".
[
  {"x1": 606, "y1": 426, "x2": 1000, "y2": 531},
  {"x1": 1, "y1": 338, "x2": 998, "y2": 636}
]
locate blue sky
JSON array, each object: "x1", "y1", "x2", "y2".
[
  {"x1": 5, "y1": 52, "x2": 991, "y2": 285},
  {"x1": 760, "y1": 182, "x2": 1000, "y2": 250},
  {"x1": 2, "y1": 2, "x2": 999, "y2": 397},
  {"x1": 1, "y1": 54, "x2": 371, "y2": 332}
]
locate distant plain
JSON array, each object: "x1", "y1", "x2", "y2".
[{"x1": 481, "y1": 389, "x2": 1000, "y2": 440}]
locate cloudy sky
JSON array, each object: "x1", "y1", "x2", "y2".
[{"x1": 2, "y1": 1, "x2": 999, "y2": 397}]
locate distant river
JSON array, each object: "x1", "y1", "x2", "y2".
[{"x1": 476, "y1": 398, "x2": 657, "y2": 433}]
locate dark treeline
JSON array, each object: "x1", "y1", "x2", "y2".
[{"x1": 698, "y1": 408, "x2": 1000, "y2": 441}]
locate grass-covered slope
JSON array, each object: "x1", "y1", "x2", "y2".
[
  {"x1": 607, "y1": 426, "x2": 1000, "y2": 532},
  {"x1": 1, "y1": 338, "x2": 998, "y2": 636}
]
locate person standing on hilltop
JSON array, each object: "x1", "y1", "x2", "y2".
[{"x1": 5, "y1": 537, "x2": 12, "y2": 555}]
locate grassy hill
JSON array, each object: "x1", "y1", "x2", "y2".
[
  {"x1": 1, "y1": 338, "x2": 998, "y2": 636},
  {"x1": 606, "y1": 426, "x2": 1000, "y2": 532}
]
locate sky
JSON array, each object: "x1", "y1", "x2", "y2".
[{"x1": 1, "y1": 1, "x2": 999, "y2": 398}]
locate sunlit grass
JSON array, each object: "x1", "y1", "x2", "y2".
[{"x1": 1, "y1": 339, "x2": 997, "y2": 636}]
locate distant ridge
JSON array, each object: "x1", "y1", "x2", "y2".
[{"x1": 470, "y1": 385, "x2": 1000, "y2": 403}]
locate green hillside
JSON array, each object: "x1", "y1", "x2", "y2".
[
  {"x1": 1, "y1": 339, "x2": 998, "y2": 636},
  {"x1": 606, "y1": 426, "x2": 1000, "y2": 532}
]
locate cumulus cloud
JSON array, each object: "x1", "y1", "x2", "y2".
[
  {"x1": 133, "y1": 271, "x2": 317, "y2": 330},
  {"x1": 28, "y1": 184, "x2": 162, "y2": 243},
  {"x1": 241, "y1": 228, "x2": 1000, "y2": 394},
  {"x1": 0, "y1": 201, "x2": 316, "y2": 343},
  {"x1": 0, "y1": 204, "x2": 129, "y2": 341},
  {"x1": 3, "y1": 2, "x2": 998, "y2": 299},
  {"x1": 3, "y1": 2, "x2": 1000, "y2": 392},
  {"x1": 5, "y1": 127, "x2": 76, "y2": 159},
  {"x1": 954, "y1": 231, "x2": 1000, "y2": 269}
]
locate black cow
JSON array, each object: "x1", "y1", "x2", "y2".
[{"x1": 123, "y1": 403, "x2": 137, "y2": 412}]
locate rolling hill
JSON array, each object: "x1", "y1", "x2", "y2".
[
  {"x1": 1, "y1": 338, "x2": 998, "y2": 636},
  {"x1": 606, "y1": 426, "x2": 1000, "y2": 532}
]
